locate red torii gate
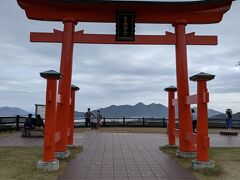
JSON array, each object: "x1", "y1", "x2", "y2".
[{"x1": 17, "y1": 0, "x2": 233, "y2": 171}]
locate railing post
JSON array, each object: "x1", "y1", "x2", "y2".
[
  {"x1": 165, "y1": 86, "x2": 177, "y2": 146},
  {"x1": 123, "y1": 117, "x2": 125, "y2": 127},
  {"x1": 190, "y1": 72, "x2": 215, "y2": 169},
  {"x1": 67, "y1": 85, "x2": 80, "y2": 146},
  {"x1": 143, "y1": 117, "x2": 145, "y2": 127},
  {"x1": 16, "y1": 115, "x2": 20, "y2": 131},
  {"x1": 103, "y1": 117, "x2": 106, "y2": 127},
  {"x1": 36, "y1": 70, "x2": 63, "y2": 171}
]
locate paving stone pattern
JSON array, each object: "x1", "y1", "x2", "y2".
[{"x1": 58, "y1": 132, "x2": 197, "y2": 180}]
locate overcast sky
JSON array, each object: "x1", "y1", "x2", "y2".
[{"x1": 0, "y1": 0, "x2": 239, "y2": 114}]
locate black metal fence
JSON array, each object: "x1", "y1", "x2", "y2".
[
  {"x1": 0, "y1": 116, "x2": 26, "y2": 131},
  {"x1": 73, "y1": 117, "x2": 167, "y2": 127},
  {"x1": 208, "y1": 118, "x2": 240, "y2": 128},
  {"x1": 0, "y1": 116, "x2": 239, "y2": 131},
  {"x1": 74, "y1": 117, "x2": 240, "y2": 128}
]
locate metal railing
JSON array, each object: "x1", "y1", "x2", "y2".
[
  {"x1": 74, "y1": 117, "x2": 240, "y2": 128},
  {"x1": 74, "y1": 117, "x2": 167, "y2": 127},
  {"x1": 0, "y1": 116, "x2": 239, "y2": 131},
  {"x1": 208, "y1": 118, "x2": 240, "y2": 128},
  {"x1": 0, "y1": 116, "x2": 26, "y2": 131}
]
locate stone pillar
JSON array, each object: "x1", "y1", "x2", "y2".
[
  {"x1": 36, "y1": 70, "x2": 63, "y2": 171},
  {"x1": 67, "y1": 84, "x2": 80, "y2": 146},
  {"x1": 164, "y1": 86, "x2": 177, "y2": 146},
  {"x1": 190, "y1": 72, "x2": 215, "y2": 169}
]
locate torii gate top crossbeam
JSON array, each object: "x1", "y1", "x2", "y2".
[{"x1": 17, "y1": 0, "x2": 233, "y2": 24}]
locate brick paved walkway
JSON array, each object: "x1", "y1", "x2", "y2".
[
  {"x1": 58, "y1": 132, "x2": 196, "y2": 180},
  {"x1": 1, "y1": 132, "x2": 240, "y2": 180}
]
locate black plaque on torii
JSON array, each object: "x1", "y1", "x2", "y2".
[{"x1": 116, "y1": 12, "x2": 135, "y2": 41}]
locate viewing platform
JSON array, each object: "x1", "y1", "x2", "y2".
[{"x1": 0, "y1": 130, "x2": 240, "y2": 179}]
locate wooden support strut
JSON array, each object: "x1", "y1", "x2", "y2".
[
  {"x1": 55, "y1": 131, "x2": 61, "y2": 143},
  {"x1": 30, "y1": 30, "x2": 217, "y2": 45},
  {"x1": 186, "y1": 131, "x2": 197, "y2": 143},
  {"x1": 172, "y1": 99, "x2": 178, "y2": 106},
  {"x1": 173, "y1": 129, "x2": 179, "y2": 137},
  {"x1": 186, "y1": 94, "x2": 198, "y2": 105}
]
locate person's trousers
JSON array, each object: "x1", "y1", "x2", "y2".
[
  {"x1": 85, "y1": 119, "x2": 91, "y2": 128},
  {"x1": 192, "y1": 120, "x2": 197, "y2": 133},
  {"x1": 226, "y1": 118, "x2": 232, "y2": 129}
]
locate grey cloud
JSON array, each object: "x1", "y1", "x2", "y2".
[{"x1": 0, "y1": 0, "x2": 239, "y2": 113}]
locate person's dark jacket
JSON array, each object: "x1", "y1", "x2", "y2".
[
  {"x1": 24, "y1": 117, "x2": 33, "y2": 128},
  {"x1": 36, "y1": 117, "x2": 44, "y2": 127}
]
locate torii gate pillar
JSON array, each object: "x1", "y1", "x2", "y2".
[
  {"x1": 174, "y1": 20, "x2": 195, "y2": 152},
  {"x1": 55, "y1": 19, "x2": 76, "y2": 158}
]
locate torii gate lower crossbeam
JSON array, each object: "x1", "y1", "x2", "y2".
[{"x1": 30, "y1": 30, "x2": 217, "y2": 45}]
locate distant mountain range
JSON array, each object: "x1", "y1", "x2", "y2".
[
  {"x1": 75, "y1": 102, "x2": 224, "y2": 118},
  {"x1": 0, "y1": 106, "x2": 29, "y2": 116}
]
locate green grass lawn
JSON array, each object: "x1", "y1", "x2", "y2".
[
  {"x1": 0, "y1": 146, "x2": 83, "y2": 180},
  {"x1": 160, "y1": 146, "x2": 240, "y2": 180}
]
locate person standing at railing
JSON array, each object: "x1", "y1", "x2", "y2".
[
  {"x1": 35, "y1": 114, "x2": 44, "y2": 130},
  {"x1": 84, "y1": 108, "x2": 95, "y2": 129},
  {"x1": 23, "y1": 113, "x2": 34, "y2": 136},
  {"x1": 226, "y1": 109, "x2": 233, "y2": 130},
  {"x1": 16, "y1": 115, "x2": 20, "y2": 131}
]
